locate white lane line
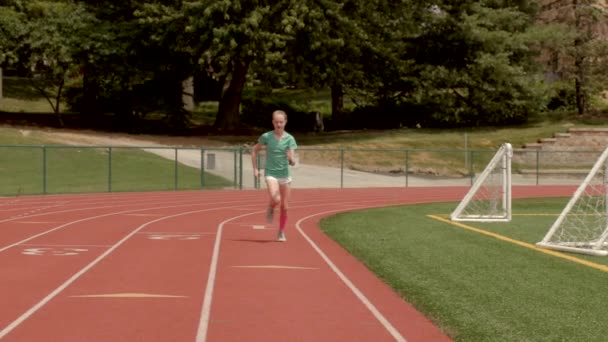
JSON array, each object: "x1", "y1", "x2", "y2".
[
  {"x1": 0, "y1": 199, "x2": 244, "y2": 253},
  {"x1": 0, "y1": 206, "x2": 244, "y2": 340},
  {"x1": 19, "y1": 244, "x2": 112, "y2": 248},
  {"x1": 71, "y1": 293, "x2": 187, "y2": 299},
  {"x1": 196, "y1": 211, "x2": 257, "y2": 342},
  {"x1": 295, "y1": 209, "x2": 407, "y2": 342},
  {"x1": 0, "y1": 204, "x2": 121, "y2": 225},
  {"x1": 194, "y1": 199, "x2": 404, "y2": 342},
  {"x1": 138, "y1": 232, "x2": 215, "y2": 235},
  {"x1": 231, "y1": 265, "x2": 318, "y2": 270},
  {"x1": 0, "y1": 196, "x2": 250, "y2": 226}
]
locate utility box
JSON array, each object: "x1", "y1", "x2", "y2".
[{"x1": 206, "y1": 153, "x2": 216, "y2": 170}]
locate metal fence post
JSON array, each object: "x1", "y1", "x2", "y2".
[
  {"x1": 340, "y1": 149, "x2": 344, "y2": 188},
  {"x1": 108, "y1": 147, "x2": 113, "y2": 192},
  {"x1": 233, "y1": 149, "x2": 237, "y2": 189},
  {"x1": 174, "y1": 148, "x2": 178, "y2": 190},
  {"x1": 536, "y1": 149, "x2": 540, "y2": 186},
  {"x1": 239, "y1": 147, "x2": 243, "y2": 190},
  {"x1": 200, "y1": 149, "x2": 205, "y2": 188},
  {"x1": 42, "y1": 145, "x2": 47, "y2": 194},
  {"x1": 469, "y1": 150, "x2": 475, "y2": 186},
  {"x1": 405, "y1": 150, "x2": 409, "y2": 187}
]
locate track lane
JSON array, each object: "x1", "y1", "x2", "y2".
[
  {"x1": 0, "y1": 202, "x2": 256, "y2": 341},
  {"x1": 202, "y1": 189, "x2": 468, "y2": 342},
  {"x1": 0, "y1": 191, "x2": 263, "y2": 340},
  {"x1": 0, "y1": 196, "x2": 256, "y2": 250},
  {"x1": 0, "y1": 186, "x2": 577, "y2": 341}
]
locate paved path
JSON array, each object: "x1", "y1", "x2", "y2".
[{"x1": 144, "y1": 148, "x2": 582, "y2": 188}]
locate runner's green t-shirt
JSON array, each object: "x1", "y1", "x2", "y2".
[{"x1": 259, "y1": 131, "x2": 297, "y2": 178}]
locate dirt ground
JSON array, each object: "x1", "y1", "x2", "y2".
[
  {"x1": 37, "y1": 127, "x2": 255, "y2": 148},
  {"x1": 27, "y1": 127, "x2": 449, "y2": 176}
]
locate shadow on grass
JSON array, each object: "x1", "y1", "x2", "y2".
[{"x1": 2, "y1": 77, "x2": 46, "y2": 100}]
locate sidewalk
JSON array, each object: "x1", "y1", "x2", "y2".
[{"x1": 143, "y1": 148, "x2": 583, "y2": 188}]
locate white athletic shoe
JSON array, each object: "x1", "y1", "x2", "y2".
[{"x1": 277, "y1": 231, "x2": 286, "y2": 242}]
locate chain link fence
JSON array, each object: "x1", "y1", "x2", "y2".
[{"x1": 0, "y1": 144, "x2": 599, "y2": 196}]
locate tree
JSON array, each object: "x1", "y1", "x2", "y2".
[
  {"x1": 537, "y1": 0, "x2": 608, "y2": 115},
  {"x1": 0, "y1": 5, "x2": 25, "y2": 102},
  {"x1": 398, "y1": 0, "x2": 548, "y2": 126},
  {"x1": 1, "y1": 1, "x2": 97, "y2": 125},
  {"x1": 185, "y1": 0, "x2": 299, "y2": 130},
  {"x1": 280, "y1": 0, "x2": 424, "y2": 121},
  {"x1": 62, "y1": 0, "x2": 196, "y2": 130},
  {"x1": 0, "y1": 5, "x2": 26, "y2": 67},
  {"x1": 282, "y1": 0, "x2": 359, "y2": 120}
]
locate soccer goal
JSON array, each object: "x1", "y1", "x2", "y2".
[
  {"x1": 537, "y1": 147, "x2": 608, "y2": 256},
  {"x1": 450, "y1": 143, "x2": 512, "y2": 222}
]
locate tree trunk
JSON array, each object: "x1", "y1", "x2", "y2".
[
  {"x1": 82, "y1": 64, "x2": 101, "y2": 117},
  {"x1": 214, "y1": 58, "x2": 249, "y2": 130},
  {"x1": 182, "y1": 76, "x2": 195, "y2": 112},
  {"x1": 55, "y1": 78, "x2": 65, "y2": 127},
  {"x1": 330, "y1": 83, "x2": 344, "y2": 121},
  {"x1": 29, "y1": 77, "x2": 64, "y2": 127},
  {"x1": 573, "y1": 0, "x2": 587, "y2": 115},
  {"x1": 574, "y1": 57, "x2": 586, "y2": 115}
]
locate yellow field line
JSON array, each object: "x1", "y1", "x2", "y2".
[{"x1": 428, "y1": 214, "x2": 608, "y2": 273}]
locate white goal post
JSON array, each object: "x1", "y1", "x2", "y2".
[
  {"x1": 537, "y1": 147, "x2": 608, "y2": 256},
  {"x1": 450, "y1": 143, "x2": 512, "y2": 222}
]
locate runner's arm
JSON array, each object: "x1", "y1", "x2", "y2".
[
  {"x1": 286, "y1": 148, "x2": 296, "y2": 166},
  {"x1": 252, "y1": 143, "x2": 262, "y2": 176}
]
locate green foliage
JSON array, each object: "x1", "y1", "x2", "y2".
[
  {"x1": 183, "y1": 0, "x2": 307, "y2": 129},
  {"x1": 0, "y1": 6, "x2": 26, "y2": 65},
  {"x1": 325, "y1": 102, "x2": 412, "y2": 130},
  {"x1": 59, "y1": 0, "x2": 195, "y2": 130},
  {"x1": 534, "y1": 0, "x2": 608, "y2": 115},
  {"x1": 240, "y1": 96, "x2": 313, "y2": 132},
  {"x1": 396, "y1": 1, "x2": 549, "y2": 127},
  {"x1": 589, "y1": 92, "x2": 608, "y2": 113},
  {"x1": 547, "y1": 80, "x2": 577, "y2": 111},
  {"x1": 284, "y1": 0, "x2": 364, "y2": 87},
  {"x1": 3, "y1": 0, "x2": 607, "y2": 131},
  {"x1": 1, "y1": 1, "x2": 105, "y2": 118}
]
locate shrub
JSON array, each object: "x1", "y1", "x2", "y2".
[{"x1": 240, "y1": 97, "x2": 321, "y2": 132}]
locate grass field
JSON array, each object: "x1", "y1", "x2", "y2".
[
  {"x1": 321, "y1": 198, "x2": 608, "y2": 341},
  {"x1": 0, "y1": 127, "x2": 233, "y2": 195}
]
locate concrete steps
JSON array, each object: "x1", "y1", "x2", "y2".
[
  {"x1": 516, "y1": 128, "x2": 608, "y2": 171},
  {"x1": 522, "y1": 127, "x2": 608, "y2": 151}
]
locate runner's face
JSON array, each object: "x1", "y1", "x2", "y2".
[{"x1": 272, "y1": 114, "x2": 287, "y2": 131}]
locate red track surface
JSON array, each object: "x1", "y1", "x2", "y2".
[{"x1": 0, "y1": 186, "x2": 575, "y2": 341}]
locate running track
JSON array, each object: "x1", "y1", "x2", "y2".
[{"x1": 0, "y1": 186, "x2": 575, "y2": 342}]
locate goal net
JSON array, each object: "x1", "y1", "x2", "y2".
[
  {"x1": 537, "y1": 147, "x2": 608, "y2": 256},
  {"x1": 450, "y1": 143, "x2": 512, "y2": 222}
]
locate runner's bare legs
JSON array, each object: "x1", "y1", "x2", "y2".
[
  {"x1": 278, "y1": 182, "x2": 291, "y2": 235},
  {"x1": 265, "y1": 177, "x2": 280, "y2": 223}
]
